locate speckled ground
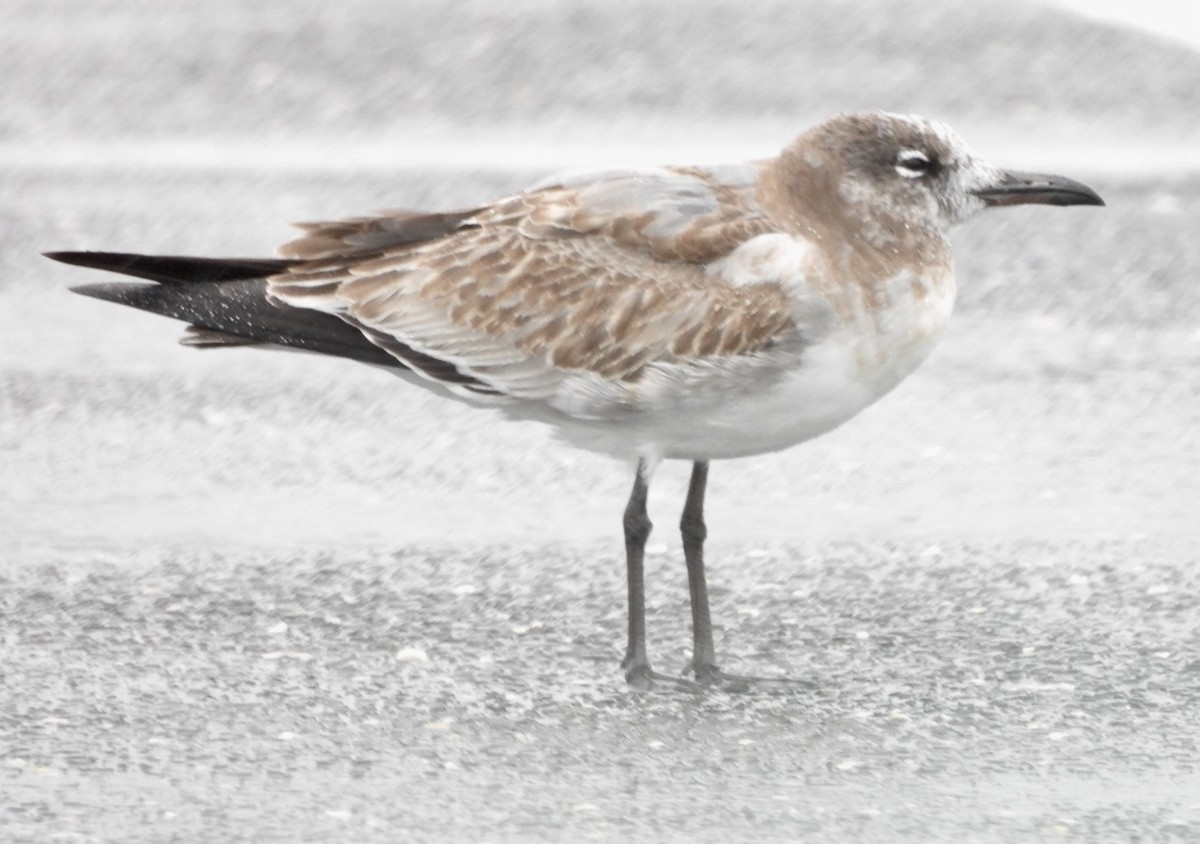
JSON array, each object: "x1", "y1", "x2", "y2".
[{"x1": 3, "y1": 540, "x2": 1200, "y2": 842}]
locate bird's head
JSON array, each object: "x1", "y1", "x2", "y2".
[{"x1": 772, "y1": 112, "x2": 1104, "y2": 241}]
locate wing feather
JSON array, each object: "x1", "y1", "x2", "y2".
[{"x1": 279, "y1": 208, "x2": 484, "y2": 260}]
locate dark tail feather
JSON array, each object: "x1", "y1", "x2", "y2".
[
  {"x1": 44, "y1": 251, "x2": 294, "y2": 285},
  {"x1": 48, "y1": 250, "x2": 402, "y2": 369}
]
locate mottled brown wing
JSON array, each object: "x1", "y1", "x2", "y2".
[
  {"x1": 279, "y1": 208, "x2": 484, "y2": 260},
  {"x1": 269, "y1": 166, "x2": 804, "y2": 404}
]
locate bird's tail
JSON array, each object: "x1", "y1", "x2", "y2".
[{"x1": 46, "y1": 250, "x2": 401, "y2": 367}]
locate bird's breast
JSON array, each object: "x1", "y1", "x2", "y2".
[
  {"x1": 845, "y1": 265, "x2": 957, "y2": 391},
  {"x1": 648, "y1": 265, "x2": 956, "y2": 460}
]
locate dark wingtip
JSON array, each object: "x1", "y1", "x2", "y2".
[
  {"x1": 45, "y1": 250, "x2": 114, "y2": 268},
  {"x1": 44, "y1": 250, "x2": 294, "y2": 284},
  {"x1": 46, "y1": 250, "x2": 162, "y2": 278}
]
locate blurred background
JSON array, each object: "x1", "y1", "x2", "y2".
[
  {"x1": 4, "y1": 0, "x2": 1198, "y2": 557},
  {"x1": 4, "y1": 0, "x2": 1200, "y2": 152}
]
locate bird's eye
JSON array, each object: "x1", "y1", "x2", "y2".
[{"x1": 895, "y1": 150, "x2": 938, "y2": 179}]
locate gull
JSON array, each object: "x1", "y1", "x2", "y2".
[{"x1": 47, "y1": 112, "x2": 1104, "y2": 689}]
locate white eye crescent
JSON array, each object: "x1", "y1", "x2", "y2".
[{"x1": 895, "y1": 150, "x2": 936, "y2": 179}]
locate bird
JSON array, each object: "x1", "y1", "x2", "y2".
[{"x1": 47, "y1": 112, "x2": 1104, "y2": 690}]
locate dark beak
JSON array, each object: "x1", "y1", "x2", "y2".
[{"x1": 972, "y1": 170, "x2": 1105, "y2": 208}]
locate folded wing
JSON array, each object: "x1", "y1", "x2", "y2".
[{"x1": 270, "y1": 165, "x2": 814, "y2": 411}]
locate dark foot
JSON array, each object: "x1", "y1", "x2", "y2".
[
  {"x1": 685, "y1": 662, "x2": 817, "y2": 693},
  {"x1": 623, "y1": 660, "x2": 701, "y2": 691}
]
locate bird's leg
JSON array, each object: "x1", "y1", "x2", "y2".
[
  {"x1": 679, "y1": 460, "x2": 722, "y2": 684},
  {"x1": 620, "y1": 459, "x2": 694, "y2": 690},
  {"x1": 679, "y1": 461, "x2": 815, "y2": 692},
  {"x1": 620, "y1": 459, "x2": 656, "y2": 686}
]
